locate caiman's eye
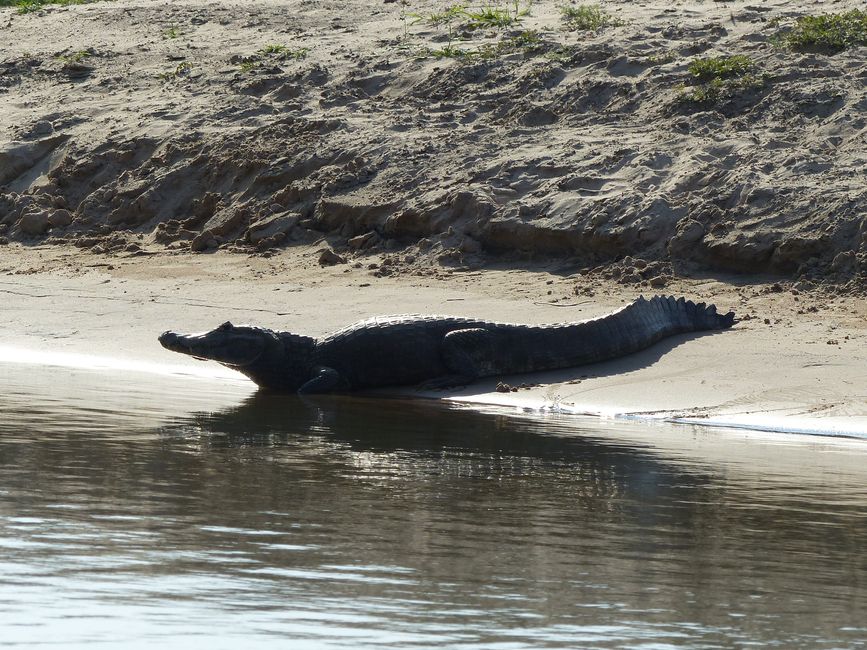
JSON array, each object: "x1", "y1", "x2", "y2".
[{"x1": 218, "y1": 321, "x2": 234, "y2": 331}]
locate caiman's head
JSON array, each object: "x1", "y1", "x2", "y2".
[
  {"x1": 159, "y1": 321, "x2": 278, "y2": 368},
  {"x1": 159, "y1": 322, "x2": 316, "y2": 391}
]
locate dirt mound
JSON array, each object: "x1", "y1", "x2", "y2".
[{"x1": 0, "y1": 0, "x2": 865, "y2": 291}]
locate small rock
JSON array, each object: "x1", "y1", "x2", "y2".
[
  {"x1": 496, "y1": 382, "x2": 512, "y2": 393},
  {"x1": 30, "y1": 120, "x2": 54, "y2": 137},
  {"x1": 0, "y1": 236, "x2": 8, "y2": 245},
  {"x1": 347, "y1": 231, "x2": 380, "y2": 250},
  {"x1": 318, "y1": 249, "x2": 345, "y2": 266},
  {"x1": 648, "y1": 275, "x2": 668, "y2": 288},
  {"x1": 831, "y1": 250, "x2": 856, "y2": 273},
  {"x1": 19, "y1": 211, "x2": 50, "y2": 236},
  {"x1": 190, "y1": 232, "x2": 218, "y2": 252},
  {"x1": 763, "y1": 318, "x2": 771, "y2": 325},
  {"x1": 48, "y1": 209, "x2": 72, "y2": 228}
]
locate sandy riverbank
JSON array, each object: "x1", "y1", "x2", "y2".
[
  {"x1": 1, "y1": 0, "x2": 865, "y2": 436},
  {"x1": 1, "y1": 0, "x2": 866, "y2": 287},
  {"x1": 2, "y1": 244, "x2": 865, "y2": 436}
]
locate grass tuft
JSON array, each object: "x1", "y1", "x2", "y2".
[
  {"x1": 258, "y1": 44, "x2": 309, "y2": 60},
  {"x1": 57, "y1": 49, "x2": 91, "y2": 63},
  {"x1": 463, "y1": 6, "x2": 515, "y2": 30},
  {"x1": 782, "y1": 10, "x2": 867, "y2": 52},
  {"x1": 409, "y1": 4, "x2": 467, "y2": 28},
  {"x1": 560, "y1": 4, "x2": 622, "y2": 31},
  {"x1": 159, "y1": 61, "x2": 192, "y2": 81},
  {"x1": 0, "y1": 0, "x2": 97, "y2": 14},
  {"x1": 681, "y1": 55, "x2": 764, "y2": 105},
  {"x1": 688, "y1": 55, "x2": 755, "y2": 82}
]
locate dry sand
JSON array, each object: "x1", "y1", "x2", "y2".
[
  {"x1": 2, "y1": 243, "x2": 865, "y2": 436},
  {"x1": 1, "y1": 0, "x2": 865, "y2": 285},
  {"x1": 0, "y1": 0, "x2": 865, "y2": 436}
]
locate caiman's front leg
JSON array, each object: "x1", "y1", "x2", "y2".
[
  {"x1": 418, "y1": 328, "x2": 495, "y2": 390},
  {"x1": 298, "y1": 366, "x2": 342, "y2": 394}
]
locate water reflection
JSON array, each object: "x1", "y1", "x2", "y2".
[{"x1": 0, "y1": 364, "x2": 865, "y2": 648}]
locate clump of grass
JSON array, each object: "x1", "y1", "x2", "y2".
[
  {"x1": 560, "y1": 4, "x2": 622, "y2": 31},
  {"x1": 57, "y1": 49, "x2": 91, "y2": 64},
  {"x1": 258, "y1": 44, "x2": 308, "y2": 59},
  {"x1": 642, "y1": 50, "x2": 677, "y2": 66},
  {"x1": 162, "y1": 24, "x2": 181, "y2": 39},
  {"x1": 1, "y1": 0, "x2": 95, "y2": 14},
  {"x1": 509, "y1": 29, "x2": 542, "y2": 52},
  {"x1": 410, "y1": 3, "x2": 467, "y2": 28},
  {"x1": 463, "y1": 6, "x2": 515, "y2": 29},
  {"x1": 681, "y1": 55, "x2": 765, "y2": 105},
  {"x1": 422, "y1": 28, "x2": 544, "y2": 60},
  {"x1": 159, "y1": 61, "x2": 192, "y2": 81},
  {"x1": 429, "y1": 44, "x2": 470, "y2": 58},
  {"x1": 688, "y1": 54, "x2": 755, "y2": 82},
  {"x1": 410, "y1": 2, "x2": 529, "y2": 31},
  {"x1": 781, "y1": 10, "x2": 867, "y2": 52},
  {"x1": 236, "y1": 45, "x2": 307, "y2": 72}
]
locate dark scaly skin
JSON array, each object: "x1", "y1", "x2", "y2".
[{"x1": 158, "y1": 295, "x2": 736, "y2": 394}]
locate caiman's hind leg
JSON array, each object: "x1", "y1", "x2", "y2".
[{"x1": 418, "y1": 328, "x2": 496, "y2": 390}]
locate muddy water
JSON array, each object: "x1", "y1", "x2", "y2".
[{"x1": 1, "y1": 363, "x2": 866, "y2": 648}]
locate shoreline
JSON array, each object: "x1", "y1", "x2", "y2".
[{"x1": 3, "y1": 244, "x2": 865, "y2": 440}]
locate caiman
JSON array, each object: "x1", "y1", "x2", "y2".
[{"x1": 158, "y1": 295, "x2": 735, "y2": 394}]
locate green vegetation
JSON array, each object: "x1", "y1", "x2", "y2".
[
  {"x1": 409, "y1": 2, "x2": 530, "y2": 31},
  {"x1": 410, "y1": 3, "x2": 466, "y2": 28},
  {"x1": 430, "y1": 44, "x2": 471, "y2": 58},
  {"x1": 57, "y1": 49, "x2": 91, "y2": 63},
  {"x1": 781, "y1": 10, "x2": 867, "y2": 51},
  {"x1": 508, "y1": 29, "x2": 542, "y2": 51},
  {"x1": 560, "y1": 4, "x2": 622, "y2": 31},
  {"x1": 159, "y1": 61, "x2": 192, "y2": 81},
  {"x1": 236, "y1": 45, "x2": 308, "y2": 72},
  {"x1": 162, "y1": 24, "x2": 181, "y2": 39},
  {"x1": 681, "y1": 55, "x2": 764, "y2": 105},
  {"x1": 0, "y1": 0, "x2": 98, "y2": 14},
  {"x1": 642, "y1": 50, "x2": 677, "y2": 66},
  {"x1": 462, "y1": 6, "x2": 515, "y2": 29},
  {"x1": 258, "y1": 44, "x2": 308, "y2": 59},
  {"x1": 423, "y1": 28, "x2": 544, "y2": 60},
  {"x1": 688, "y1": 54, "x2": 755, "y2": 82}
]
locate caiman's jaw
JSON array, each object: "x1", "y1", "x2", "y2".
[{"x1": 159, "y1": 321, "x2": 272, "y2": 368}]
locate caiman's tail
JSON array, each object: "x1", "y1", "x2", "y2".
[{"x1": 494, "y1": 295, "x2": 735, "y2": 374}]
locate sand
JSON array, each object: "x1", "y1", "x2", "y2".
[
  {"x1": 0, "y1": 0, "x2": 865, "y2": 436},
  {"x1": 0, "y1": 0, "x2": 865, "y2": 286},
  {"x1": 2, "y1": 243, "x2": 865, "y2": 437}
]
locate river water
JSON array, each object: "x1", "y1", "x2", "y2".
[{"x1": 1, "y1": 362, "x2": 866, "y2": 648}]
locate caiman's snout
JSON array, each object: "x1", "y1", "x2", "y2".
[
  {"x1": 158, "y1": 330, "x2": 184, "y2": 351},
  {"x1": 158, "y1": 322, "x2": 271, "y2": 367}
]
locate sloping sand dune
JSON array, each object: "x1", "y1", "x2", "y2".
[{"x1": 1, "y1": 0, "x2": 865, "y2": 288}]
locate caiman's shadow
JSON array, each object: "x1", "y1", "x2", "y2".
[{"x1": 416, "y1": 329, "x2": 729, "y2": 398}]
